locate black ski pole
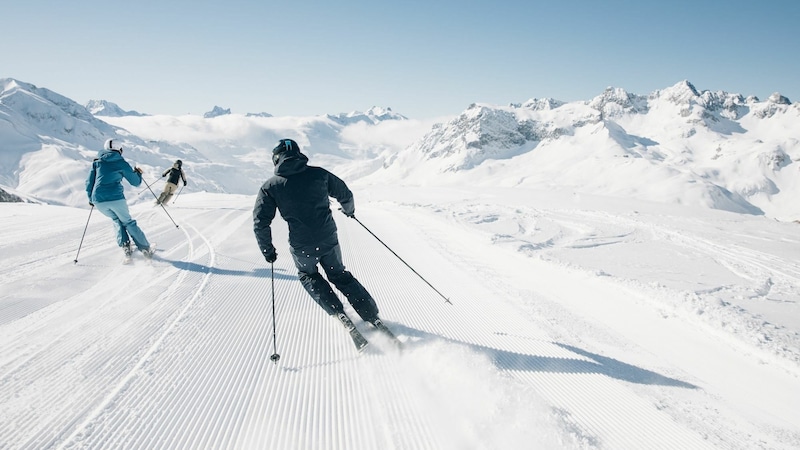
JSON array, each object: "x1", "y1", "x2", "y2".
[
  {"x1": 269, "y1": 262, "x2": 281, "y2": 363},
  {"x1": 140, "y1": 174, "x2": 179, "y2": 228},
  {"x1": 172, "y1": 185, "x2": 184, "y2": 205},
  {"x1": 346, "y1": 212, "x2": 453, "y2": 305},
  {"x1": 138, "y1": 177, "x2": 163, "y2": 195},
  {"x1": 74, "y1": 205, "x2": 94, "y2": 264}
]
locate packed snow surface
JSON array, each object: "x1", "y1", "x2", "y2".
[{"x1": 1, "y1": 187, "x2": 799, "y2": 449}]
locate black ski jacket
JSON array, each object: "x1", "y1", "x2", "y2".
[
  {"x1": 253, "y1": 150, "x2": 355, "y2": 258},
  {"x1": 162, "y1": 167, "x2": 187, "y2": 185}
]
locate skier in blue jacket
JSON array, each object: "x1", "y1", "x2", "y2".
[
  {"x1": 86, "y1": 138, "x2": 154, "y2": 259},
  {"x1": 253, "y1": 139, "x2": 387, "y2": 342}
]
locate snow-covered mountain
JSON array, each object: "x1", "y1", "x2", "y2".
[
  {"x1": 3, "y1": 77, "x2": 800, "y2": 449},
  {"x1": 2, "y1": 77, "x2": 799, "y2": 220},
  {"x1": 0, "y1": 185, "x2": 26, "y2": 202},
  {"x1": 326, "y1": 106, "x2": 408, "y2": 125},
  {"x1": 204, "y1": 105, "x2": 231, "y2": 118},
  {"x1": 366, "y1": 81, "x2": 800, "y2": 219},
  {"x1": 245, "y1": 111, "x2": 273, "y2": 118},
  {"x1": 0, "y1": 78, "x2": 231, "y2": 205},
  {"x1": 85, "y1": 99, "x2": 147, "y2": 117}
]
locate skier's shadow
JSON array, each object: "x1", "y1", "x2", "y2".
[
  {"x1": 162, "y1": 258, "x2": 296, "y2": 279},
  {"x1": 392, "y1": 324, "x2": 697, "y2": 389}
]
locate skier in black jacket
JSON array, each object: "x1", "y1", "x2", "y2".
[
  {"x1": 253, "y1": 139, "x2": 384, "y2": 341},
  {"x1": 156, "y1": 160, "x2": 187, "y2": 205}
]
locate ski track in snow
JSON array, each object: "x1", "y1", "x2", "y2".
[{"x1": 1, "y1": 193, "x2": 799, "y2": 449}]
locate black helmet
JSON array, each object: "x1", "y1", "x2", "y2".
[
  {"x1": 175, "y1": 160, "x2": 182, "y2": 166},
  {"x1": 272, "y1": 139, "x2": 300, "y2": 165},
  {"x1": 273, "y1": 139, "x2": 299, "y2": 155}
]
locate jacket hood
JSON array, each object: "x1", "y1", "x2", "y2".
[
  {"x1": 273, "y1": 150, "x2": 309, "y2": 177},
  {"x1": 97, "y1": 149, "x2": 124, "y2": 162}
]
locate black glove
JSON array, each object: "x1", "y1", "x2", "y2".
[
  {"x1": 134, "y1": 167, "x2": 143, "y2": 175},
  {"x1": 184, "y1": 180, "x2": 188, "y2": 186},
  {"x1": 263, "y1": 248, "x2": 277, "y2": 263},
  {"x1": 89, "y1": 202, "x2": 94, "y2": 207}
]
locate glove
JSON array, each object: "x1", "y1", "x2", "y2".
[
  {"x1": 134, "y1": 167, "x2": 143, "y2": 175},
  {"x1": 89, "y1": 202, "x2": 94, "y2": 207},
  {"x1": 184, "y1": 181, "x2": 188, "y2": 186},
  {"x1": 263, "y1": 248, "x2": 277, "y2": 263},
  {"x1": 339, "y1": 207, "x2": 355, "y2": 218}
]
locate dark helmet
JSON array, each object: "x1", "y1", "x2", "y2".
[
  {"x1": 272, "y1": 139, "x2": 300, "y2": 165},
  {"x1": 175, "y1": 160, "x2": 182, "y2": 166}
]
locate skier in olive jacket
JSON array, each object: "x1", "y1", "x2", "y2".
[
  {"x1": 86, "y1": 138, "x2": 153, "y2": 259},
  {"x1": 253, "y1": 139, "x2": 383, "y2": 333}
]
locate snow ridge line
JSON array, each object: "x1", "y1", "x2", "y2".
[{"x1": 56, "y1": 222, "x2": 216, "y2": 449}]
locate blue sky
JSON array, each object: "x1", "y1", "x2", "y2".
[{"x1": 6, "y1": 0, "x2": 799, "y2": 118}]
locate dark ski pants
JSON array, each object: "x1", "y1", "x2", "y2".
[{"x1": 289, "y1": 244, "x2": 379, "y2": 322}]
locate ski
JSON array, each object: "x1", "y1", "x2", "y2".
[
  {"x1": 370, "y1": 319, "x2": 403, "y2": 349},
  {"x1": 348, "y1": 327, "x2": 370, "y2": 352},
  {"x1": 337, "y1": 313, "x2": 369, "y2": 352}
]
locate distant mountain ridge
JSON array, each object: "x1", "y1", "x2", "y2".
[
  {"x1": 367, "y1": 80, "x2": 799, "y2": 217},
  {"x1": 326, "y1": 106, "x2": 408, "y2": 125},
  {"x1": 85, "y1": 99, "x2": 146, "y2": 117},
  {"x1": 204, "y1": 106, "x2": 231, "y2": 118},
  {"x1": 2, "y1": 77, "x2": 799, "y2": 219}
]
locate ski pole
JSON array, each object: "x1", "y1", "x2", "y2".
[
  {"x1": 140, "y1": 173, "x2": 179, "y2": 228},
  {"x1": 172, "y1": 185, "x2": 184, "y2": 205},
  {"x1": 269, "y1": 262, "x2": 281, "y2": 363},
  {"x1": 345, "y1": 212, "x2": 453, "y2": 305},
  {"x1": 138, "y1": 177, "x2": 163, "y2": 195},
  {"x1": 74, "y1": 205, "x2": 94, "y2": 264}
]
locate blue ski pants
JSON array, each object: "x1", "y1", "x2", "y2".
[{"x1": 94, "y1": 199, "x2": 151, "y2": 250}]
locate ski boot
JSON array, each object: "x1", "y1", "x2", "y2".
[
  {"x1": 122, "y1": 242, "x2": 133, "y2": 264},
  {"x1": 141, "y1": 245, "x2": 155, "y2": 260},
  {"x1": 337, "y1": 313, "x2": 369, "y2": 351}
]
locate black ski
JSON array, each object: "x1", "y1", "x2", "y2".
[
  {"x1": 348, "y1": 327, "x2": 370, "y2": 351},
  {"x1": 371, "y1": 319, "x2": 403, "y2": 349},
  {"x1": 337, "y1": 313, "x2": 369, "y2": 352}
]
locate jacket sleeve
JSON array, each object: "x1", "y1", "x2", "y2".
[
  {"x1": 121, "y1": 161, "x2": 142, "y2": 187},
  {"x1": 162, "y1": 169, "x2": 170, "y2": 177},
  {"x1": 180, "y1": 169, "x2": 187, "y2": 185},
  {"x1": 326, "y1": 170, "x2": 354, "y2": 216},
  {"x1": 85, "y1": 161, "x2": 98, "y2": 201},
  {"x1": 253, "y1": 186, "x2": 278, "y2": 256}
]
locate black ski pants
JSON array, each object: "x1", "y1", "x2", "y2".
[{"x1": 289, "y1": 243, "x2": 379, "y2": 322}]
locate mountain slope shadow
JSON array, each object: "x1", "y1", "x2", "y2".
[{"x1": 392, "y1": 324, "x2": 696, "y2": 389}]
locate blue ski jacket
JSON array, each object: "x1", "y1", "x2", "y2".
[{"x1": 85, "y1": 149, "x2": 142, "y2": 203}]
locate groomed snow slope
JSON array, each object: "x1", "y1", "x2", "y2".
[{"x1": 1, "y1": 189, "x2": 799, "y2": 449}]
